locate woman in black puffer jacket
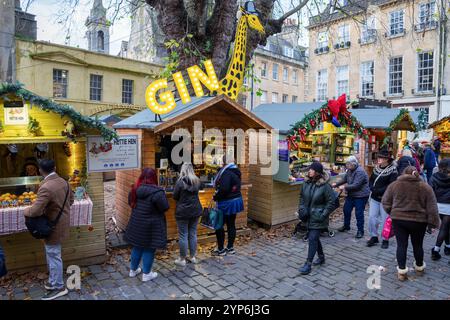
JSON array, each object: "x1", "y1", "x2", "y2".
[
  {"x1": 173, "y1": 163, "x2": 202, "y2": 267},
  {"x1": 298, "y1": 161, "x2": 335, "y2": 275},
  {"x1": 125, "y1": 168, "x2": 169, "y2": 282}
]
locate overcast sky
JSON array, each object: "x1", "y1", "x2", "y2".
[{"x1": 26, "y1": 0, "x2": 132, "y2": 55}]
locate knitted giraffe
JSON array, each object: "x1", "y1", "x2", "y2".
[{"x1": 218, "y1": 3, "x2": 265, "y2": 101}]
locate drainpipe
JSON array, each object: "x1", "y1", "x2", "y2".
[{"x1": 436, "y1": 0, "x2": 448, "y2": 121}]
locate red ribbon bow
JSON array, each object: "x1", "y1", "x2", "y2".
[{"x1": 328, "y1": 94, "x2": 347, "y2": 119}]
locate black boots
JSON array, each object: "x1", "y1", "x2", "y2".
[
  {"x1": 299, "y1": 262, "x2": 312, "y2": 275},
  {"x1": 381, "y1": 240, "x2": 389, "y2": 249},
  {"x1": 431, "y1": 248, "x2": 442, "y2": 261},
  {"x1": 355, "y1": 231, "x2": 364, "y2": 239},
  {"x1": 338, "y1": 225, "x2": 350, "y2": 232},
  {"x1": 313, "y1": 255, "x2": 325, "y2": 266},
  {"x1": 445, "y1": 246, "x2": 450, "y2": 256},
  {"x1": 367, "y1": 237, "x2": 379, "y2": 247}
]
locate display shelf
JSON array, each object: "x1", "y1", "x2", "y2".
[{"x1": 0, "y1": 176, "x2": 42, "y2": 188}]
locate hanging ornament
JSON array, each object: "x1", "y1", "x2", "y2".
[
  {"x1": 298, "y1": 128, "x2": 307, "y2": 141},
  {"x1": 63, "y1": 142, "x2": 72, "y2": 157},
  {"x1": 309, "y1": 119, "x2": 316, "y2": 128},
  {"x1": 320, "y1": 108, "x2": 328, "y2": 122}
]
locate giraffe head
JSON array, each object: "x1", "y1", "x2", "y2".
[{"x1": 240, "y1": 1, "x2": 265, "y2": 35}]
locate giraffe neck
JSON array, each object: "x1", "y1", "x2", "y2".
[
  {"x1": 219, "y1": 15, "x2": 248, "y2": 100},
  {"x1": 228, "y1": 16, "x2": 248, "y2": 79}
]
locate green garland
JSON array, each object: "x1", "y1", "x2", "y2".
[
  {"x1": 385, "y1": 109, "x2": 418, "y2": 134},
  {"x1": 286, "y1": 100, "x2": 368, "y2": 149},
  {"x1": 0, "y1": 82, "x2": 117, "y2": 141}
]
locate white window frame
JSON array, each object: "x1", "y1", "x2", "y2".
[
  {"x1": 292, "y1": 95, "x2": 298, "y2": 103},
  {"x1": 338, "y1": 24, "x2": 350, "y2": 44},
  {"x1": 53, "y1": 69, "x2": 68, "y2": 98},
  {"x1": 317, "y1": 69, "x2": 328, "y2": 101},
  {"x1": 388, "y1": 56, "x2": 403, "y2": 95},
  {"x1": 261, "y1": 61, "x2": 267, "y2": 78},
  {"x1": 361, "y1": 15, "x2": 376, "y2": 43},
  {"x1": 317, "y1": 31, "x2": 328, "y2": 49},
  {"x1": 417, "y1": 50, "x2": 434, "y2": 93},
  {"x1": 260, "y1": 90, "x2": 267, "y2": 104},
  {"x1": 336, "y1": 65, "x2": 349, "y2": 97},
  {"x1": 283, "y1": 46, "x2": 294, "y2": 58},
  {"x1": 389, "y1": 10, "x2": 405, "y2": 36},
  {"x1": 273, "y1": 63, "x2": 279, "y2": 80},
  {"x1": 122, "y1": 79, "x2": 134, "y2": 104},
  {"x1": 418, "y1": 1, "x2": 437, "y2": 28},
  {"x1": 293, "y1": 69, "x2": 298, "y2": 84},
  {"x1": 283, "y1": 67, "x2": 289, "y2": 83},
  {"x1": 272, "y1": 92, "x2": 279, "y2": 103},
  {"x1": 360, "y1": 61, "x2": 374, "y2": 97}
]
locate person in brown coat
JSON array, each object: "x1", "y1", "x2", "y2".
[
  {"x1": 382, "y1": 166, "x2": 440, "y2": 281},
  {"x1": 24, "y1": 159, "x2": 73, "y2": 300}
]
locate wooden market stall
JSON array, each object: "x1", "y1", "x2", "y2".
[
  {"x1": 113, "y1": 95, "x2": 272, "y2": 240},
  {"x1": 249, "y1": 101, "x2": 365, "y2": 227},
  {"x1": 0, "y1": 83, "x2": 115, "y2": 271},
  {"x1": 351, "y1": 108, "x2": 421, "y2": 175},
  {"x1": 429, "y1": 115, "x2": 450, "y2": 159}
]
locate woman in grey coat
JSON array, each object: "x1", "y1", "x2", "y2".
[{"x1": 173, "y1": 163, "x2": 202, "y2": 267}]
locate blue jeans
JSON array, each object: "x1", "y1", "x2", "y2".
[
  {"x1": 343, "y1": 196, "x2": 368, "y2": 232},
  {"x1": 307, "y1": 229, "x2": 324, "y2": 262},
  {"x1": 176, "y1": 217, "x2": 199, "y2": 258},
  {"x1": 45, "y1": 244, "x2": 64, "y2": 289},
  {"x1": 130, "y1": 247, "x2": 155, "y2": 274},
  {"x1": 368, "y1": 198, "x2": 389, "y2": 240}
]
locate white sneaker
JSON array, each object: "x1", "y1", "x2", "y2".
[
  {"x1": 187, "y1": 256, "x2": 200, "y2": 264},
  {"x1": 174, "y1": 258, "x2": 187, "y2": 267},
  {"x1": 142, "y1": 271, "x2": 158, "y2": 282},
  {"x1": 129, "y1": 267, "x2": 142, "y2": 278}
]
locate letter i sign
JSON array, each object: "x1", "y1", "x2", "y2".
[{"x1": 145, "y1": 59, "x2": 219, "y2": 115}]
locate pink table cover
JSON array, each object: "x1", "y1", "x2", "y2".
[{"x1": 0, "y1": 197, "x2": 93, "y2": 236}]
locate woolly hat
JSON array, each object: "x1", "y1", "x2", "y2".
[
  {"x1": 309, "y1": 161, "x2": 324, "y2": 174},
  {"x1": 346, "y1": 155, "x2": 359, "y2": 165}
]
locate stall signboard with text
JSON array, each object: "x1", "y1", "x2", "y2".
[
  {"x1": 87, "y1": 135, "x2": 140, "y2": 172},
  {"x1": 4, "y1": 101, "x2": 28, "y2": 125}
]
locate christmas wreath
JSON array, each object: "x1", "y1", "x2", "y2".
[{"x1": 286, "y1": 94, "x2": 368, "y2": 150}]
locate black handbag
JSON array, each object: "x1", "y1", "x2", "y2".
[{"x1": 25, "y1": 182, "x2": 70, "y2": 239}]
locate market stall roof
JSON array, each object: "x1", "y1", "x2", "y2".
[
  {"x1": 113, "y1": 95, "x2": 272, "y2": 131},
  {"x1": 428, "y1": 115, "x2": 450, "y2": 129},
  {"x1": 0, "y1": 82, "x2": 116, "y2": 141},
  {"x1": 252, "y1": 102, "x2": 323, "y2": 134},
  {"x1": 351, "y1": 109, "x2": 420, "y2": 130},
  {"x1": 253, "y1": 102, "x2": 421, "y2": 133}
]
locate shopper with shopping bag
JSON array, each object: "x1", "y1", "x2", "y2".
[
  {"x1": 367, "y1": 149, "x2": 398, "y2": 249},
  {"x1": 382, "y1": 166, "x2": 440, "y2": 281},
  {"x1": 211, "y1": 155, "x2": 243, "y2": 256}
]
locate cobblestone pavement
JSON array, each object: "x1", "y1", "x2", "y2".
[{"x1": 2, "y1": 214, "x2": 450, "y2": 300}]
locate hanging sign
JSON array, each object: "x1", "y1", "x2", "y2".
[
  {"x1": 4, "y1": 101, "x2": 28, "y2": 125},
  {"x1": 87, "y1": 135, "x2": 140, "y2": 172}
]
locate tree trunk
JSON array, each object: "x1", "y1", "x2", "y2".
[{"x1": 146, "y1": 0, "x2": 305, "y2": 77}]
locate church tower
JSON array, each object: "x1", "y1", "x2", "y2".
[{"x1": 85, "y1": 0, "x2": 110, "y2": 54}]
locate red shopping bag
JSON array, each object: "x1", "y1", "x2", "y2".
[{"x1": 382, "y1": 216, "x2": 395, "y2": 239}]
